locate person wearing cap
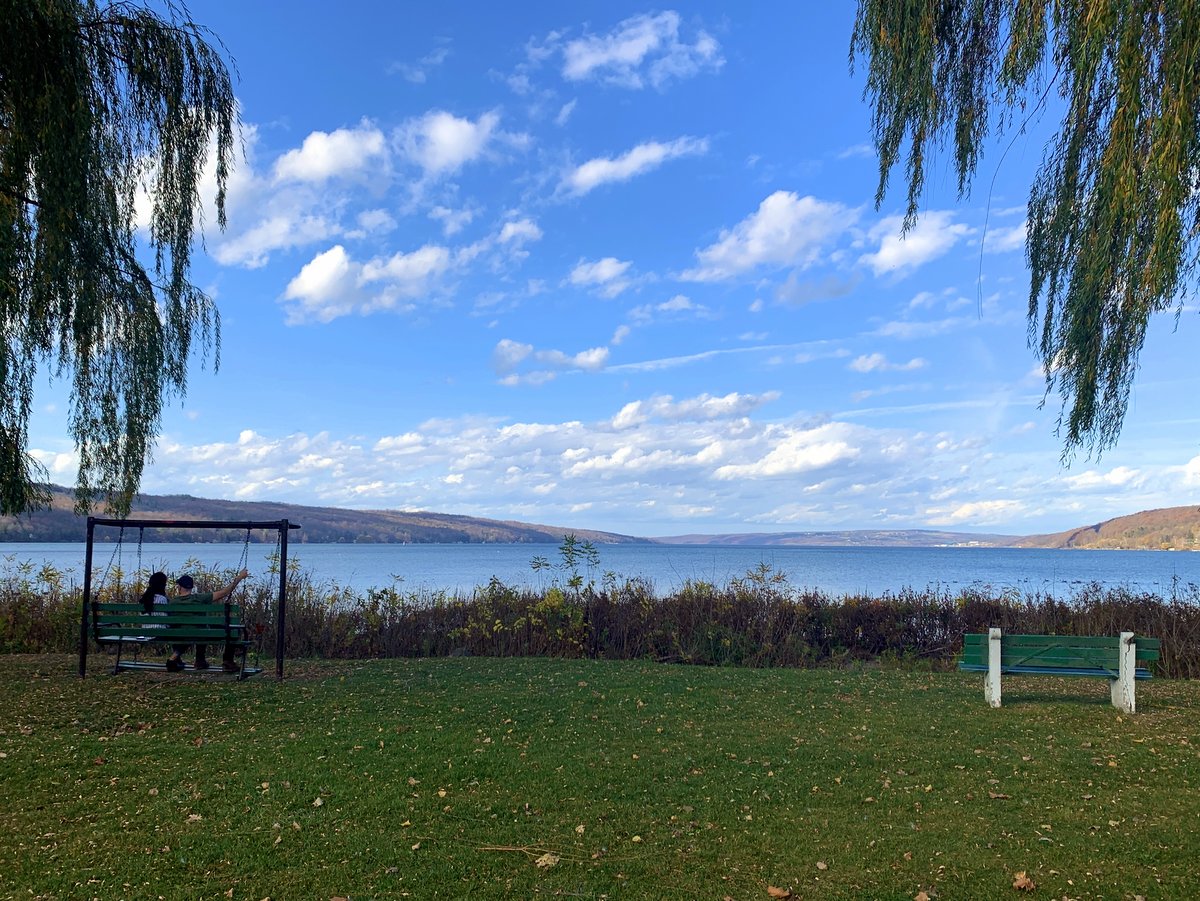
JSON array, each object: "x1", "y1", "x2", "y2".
[{"x1": 165, "y1": 569, "x2": 250, "y2": 673}]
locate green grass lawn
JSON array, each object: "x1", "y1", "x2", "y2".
[{"x1": 1, "y1": 655, "x2": 1197, "y2": 900}]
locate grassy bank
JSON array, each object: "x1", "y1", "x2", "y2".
[{"x1": 1, "y1": 655, "x2": 1198, "y2": 899}]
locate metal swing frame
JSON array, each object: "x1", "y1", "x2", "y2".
[{"x1": 78, "y1": 517, "x2": 301, "y2": 680}]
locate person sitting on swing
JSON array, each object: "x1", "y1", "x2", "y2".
[{"x1": 164, "y1": 569, "x2": 250, "y2": 673}]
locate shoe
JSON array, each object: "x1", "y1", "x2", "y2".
[
  {"x1": 222, "y1": 661, "x2": 240, "y2": 673},
  {"x1": 193, "y1": 658, "x2": 210, "y2": 670},
  {"x1": 165, "y1": 657, "x2": 185, "y2": 673}
]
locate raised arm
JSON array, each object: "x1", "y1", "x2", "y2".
[{"x1": 212, "y1": 569, "x2": 249, "y2": 603}]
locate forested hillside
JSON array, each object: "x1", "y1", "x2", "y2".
[
  {"x1": 0, "y1": 487, "x2": 645, "y2": 545},
  {"x1": 1016, "y1": 507, "x2": 1200, "y2": 550}
]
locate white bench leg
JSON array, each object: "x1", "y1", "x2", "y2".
[
  {"x1": 984, "y1": 627, "x2": 1002, "y2": 708},
  {"x1": 1111, "y1": 631, "x2": 1136, "y2": 714}
]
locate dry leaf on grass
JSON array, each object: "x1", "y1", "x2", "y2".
[
  {"x1": 766, "y1": 887, "x2": 792, "y2": 899},
  {"x1": 535, "y1": 852, "x2": 559, "y2": 869},
  {"x1": 989, "y1": 792, "x2": 1011, "y2": 800},
  {"x1": 915, "y1": 892, "x2": 931, "y2": 901},
  {"x1": 1012, "y1": 871, "x2": 1036, "y2": 891}
]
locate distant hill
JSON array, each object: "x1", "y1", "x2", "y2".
[
  {"x1": 3, "y1": 488, "x2": 1198, "y2": 551},
  {"x1": 1014, "y1": 506, "x2": 1200, "y2": 551},
  {"x1": 0, "y1": 486, "x2": 647, "y2": 545},
  {"x1": 653, "y1": 529, "x2": 1017, "y2": 548}
]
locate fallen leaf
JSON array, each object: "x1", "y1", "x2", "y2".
[
  {"x1": 989, "y1": 792, "x2": 1011, "y2": 800},
  {"x1": 535, "y1": 852, "x2": 559, "y2": 869},
  {"x1": 187, "y1": 813, "x2": 203, "y2": 822},
  {"x1": 193, "y1": 737, "x2": 204, "y2": 747},
  {"x1": 313, "y1": 797, "x2": 324, "y2": 807},
  {"x1": 225, "y1": 890, "x2": 234, "y2": 899},
  {"x1": 904, "y1": 851, "x2": 913, "y2": 861},
  {"x1": 575, "y1": 825, "x2": 586, "y2": 834},
  {"x1": 816, "y1": 860, "x2": 828, "y2": 870},
  {"x1": 1012, "y1": 871, "x2": 1036, "y2": 891},
  {"x1": 631, "y1": 835, "x2": 642, "y2": 843},
  {"x1": 411, "y1": 842, "x2": 420, "y2": 851},
  {"x1": 915, "y1": 892, "x2": 931, "y2": 901},
  {"x1": 766, "y1": 888, "x2": 792, "y2": 899}
]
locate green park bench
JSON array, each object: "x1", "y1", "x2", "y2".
[
  {"x1": 958, "y1": 629, "x2": 1159, "y2": 714},
  {"x1": 90, "y1": 601, "x2": 261, "y2": 680}
]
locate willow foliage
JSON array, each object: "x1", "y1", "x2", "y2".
[
  {"x1": 0, "y1": 0, "x2": 236, "y2": 515},
  {"x1": 852, "y1": 0, "x2": 1200, "y2": 457}
]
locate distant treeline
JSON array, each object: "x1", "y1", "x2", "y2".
[{"x1": 5, "y1": 556, "x2": 1200, "y2": 678}]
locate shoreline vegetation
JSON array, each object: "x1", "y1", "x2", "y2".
[{"x1": 4, "y1": 536, "x2": 1200, "y2": 678}]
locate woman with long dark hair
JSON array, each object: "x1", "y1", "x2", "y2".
[
  {"x1": 139, "y1": 571, "x2": 169, "y2": 613},
  {"x1": 139, "y1": 571, "x2": 187, "y2": 671}
]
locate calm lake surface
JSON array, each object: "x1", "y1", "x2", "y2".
[{"x1": 4, "y1": 542, "x2": 1200, "y2": 598}]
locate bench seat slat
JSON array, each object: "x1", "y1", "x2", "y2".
[{"x1": 959, "y1": 662, "x2": 1153, "y2": 679}]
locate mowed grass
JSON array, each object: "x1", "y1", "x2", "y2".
[{"x1": 1, "y1": 656, "x2": 1198, "y2": 900}]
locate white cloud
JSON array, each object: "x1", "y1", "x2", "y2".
[
  {"x1": 859, "y1": 211, "x2": 973, "y2": 276},
  {"x1": 493, "y1": 338, "x2": 611, "y2": 384},
  {"x1": 570, "y1": 257, "x2": 633, "y2": 297},
  {"x1": 214, "y1": 214, "x2": 340, "y2": 269},
  {"x1": 390, "y1": 45, "x2": 451, "y2": 84},
  {"x1": 629, "y1": 294, "x2": 710, "y2": 323},
  {"x1": 555, "y1": 100, "x2": 577, "y2": 126},
  {"x1": 398, "y1": 110, "x2": 500, "y2": 176},
  {"x1": 356, "y1": 208, "x2": 397, "y2": 235},
  {"x1": 429, "y1": 205, "x2": 478, "y2": 236},
  {"x1": 925, "y1": 499, "x2": 1024, "y2": 526},
  {"x1": 848, "y1": 354, "x2": 928, "y2": 373},
  {"x1": 837, "y1": 142, "x2": 875, "y2": 159},
  {"x1": 612, "y1": 392, "x2": 780, "y2": 429},
  {"x1": 281, "y1": 245, "x2": 360, "y2": 323},
  {"x1": 561, "y1": 11, "x2": 723, "y2": 89},
  {"x1": 681, "y1": 191, "x2": 858, "y2": 281},
  {"x1": 282, "y1": 243, "x2": 452, "y2": 324},
  {"x1": 563, "y1": 137, "x2": 708, "y2": 195},
  {"x1": 713, "y1": 423, "x2": 861, "y2": 480},
  {"x1": 273, "y1": 121, "x2": 386, "y2": 183},
  {"x1": 498, "y1": 218, "x2": 543, "y2": 244},
  {"x1": 492, "y1": 339, "x2": 534, "y2": 375},
  {"x1": 1065, "y1": 466, "x2": 1142, "y2": 490},
  {"x1": 983, "y1": 219, "x2": 1027, "y2": 253}
]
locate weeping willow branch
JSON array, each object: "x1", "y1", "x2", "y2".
[
  {"x1": 0, "y1": 0, "x2": 238, "y2": 515},
  {"x1": 851, "y1": 0, "x2": 1200, "y2": 460}
]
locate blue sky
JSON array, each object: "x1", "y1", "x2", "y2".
[{"x1": 27, "y1": 2, "x2": 1200, "y2": 537}]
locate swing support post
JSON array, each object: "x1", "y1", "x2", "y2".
[
  {"x1": 79, "y1": 517, "x2": 301, "y2": 679},
  {"x1": 277, "y1": 519, "x2": 289, "y2": 680},
  {"x1": 79, "y1": 518, "x2": 97, "y2": 678}
]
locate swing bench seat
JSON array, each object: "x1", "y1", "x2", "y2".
[{"x1": 90, "y1": 601, "x2": 261, "y2": 680}]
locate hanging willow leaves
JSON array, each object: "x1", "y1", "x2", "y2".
[
  {"x1": 0, "y1": 0, "x2": 237, "y2": 515},
  {"x1": 851, "y1": 0, "x2": 1200, "y2": 458}
]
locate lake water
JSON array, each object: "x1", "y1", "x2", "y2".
[{"x1": 3, "y1": 541, "x2": 1200, "y2": 599}]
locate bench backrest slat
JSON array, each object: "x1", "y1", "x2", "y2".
[
  {"x1": 961, "y1": 633, "x2": 1160, "y2": 671},
  {"x1": 91, "y1": 601, "x2": 247, "y2": 643}
]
